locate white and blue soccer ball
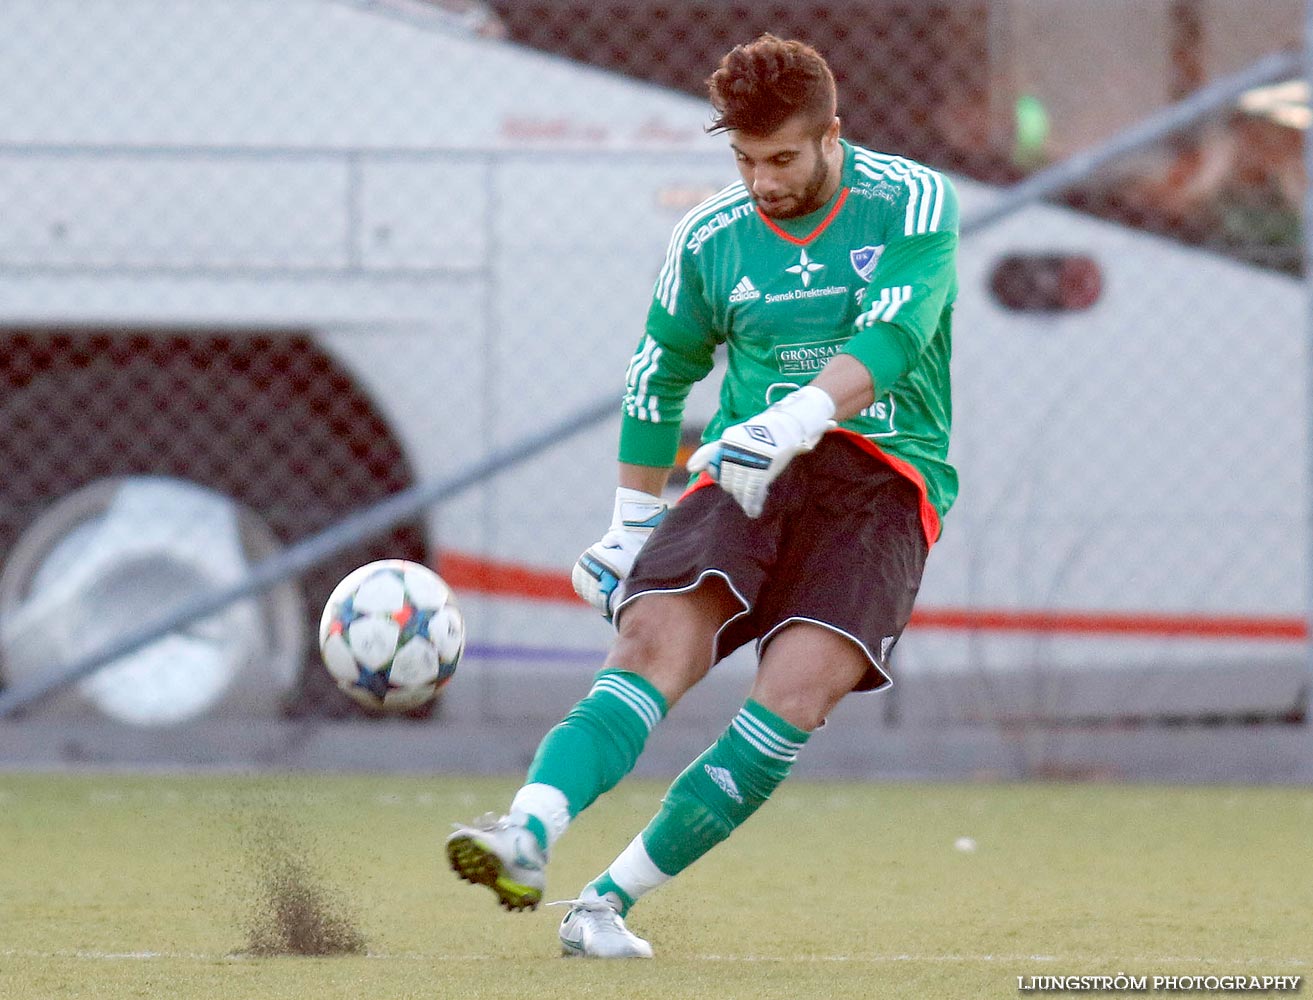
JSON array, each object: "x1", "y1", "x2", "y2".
[{"x1": 318, "y1": 559, "x2": 465, "y2": 712}]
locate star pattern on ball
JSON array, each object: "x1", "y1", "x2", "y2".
[{"x1": 320, "y1": 560, "x2": 465, "y2": 712}]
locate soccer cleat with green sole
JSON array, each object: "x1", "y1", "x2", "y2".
[{"x1": 446, "y1": 814, "x2": 546, "y2": 912}]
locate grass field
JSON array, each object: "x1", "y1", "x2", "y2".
[{"x1": 0, "y1": 772, "x2": 1307, "y2": 999}]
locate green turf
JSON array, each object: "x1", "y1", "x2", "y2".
[{"x1": 0, "y1": 772, "x2": 1307, "y2": 999}]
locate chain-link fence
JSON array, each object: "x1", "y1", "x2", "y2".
[{"x1": 0, "y1": 0, "x2": 1306, "y2": 746}]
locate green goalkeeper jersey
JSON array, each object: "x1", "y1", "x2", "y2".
[{"x1": 620, "y1": 139, "x2": 958, "y2": 539}]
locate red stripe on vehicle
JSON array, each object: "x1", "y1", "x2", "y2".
[
  {"x1": 437, "y1": 549, "x2": 578, "y2": 603},
  {"x1": 434, "y1": 550, "x2": 1305, "y2": 640},
  {"x1": 908, "y1": 607, "x2": 1305, "y2": 641}
]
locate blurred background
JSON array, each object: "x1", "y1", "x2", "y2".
[{"x1": 0, "y1": 0, "x2": 1308, "y2": 781}]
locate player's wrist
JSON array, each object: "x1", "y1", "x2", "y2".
[
  {"x1": 615, "y1": 486, "x2": 665, "y2": 507},
  {"x1": 771, "y1": 385, "x2": 836, "y2": 442},
  {"x1": 611, "y1": 487, "x2": 668, "y2": 535}
]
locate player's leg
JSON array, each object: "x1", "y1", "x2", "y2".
[
  {"x1": 569, "y1": 440, "x2": 928, "y2": 954},
  {"x1": 573, "y1": 624, "x2": 865, "y2": 930},
  {"x1": 512, "y1": 578, "x2": 740, "y2": 843},
  {"x1": 447, "y1": 578, "x2": 739, "y2": 912}
]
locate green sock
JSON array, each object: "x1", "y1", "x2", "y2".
[
  {"x1": 525, "y1": 669, "x2": 667, "y2": 822},
  {"x1": 638, "y1": 700, "x2": 809, "y2": 880}
]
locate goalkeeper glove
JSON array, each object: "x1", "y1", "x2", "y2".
[
  {"x1": 571, "y1": 486, "x2": 669, "y2": 621},
  {"x1": 686, "y1": 385, "x2": 836, "y2": 518}
]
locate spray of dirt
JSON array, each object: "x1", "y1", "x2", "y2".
[{"x1": 238, "y1": 812, "x2": 367, "y2": 957}]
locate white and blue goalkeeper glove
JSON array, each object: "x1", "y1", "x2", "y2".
[
  {"x1": 686, "y1": 385, "x2": 836, "y2": 518},
  {"x1": 571, "y1": 487, "x2": 669, "y2": 621}
]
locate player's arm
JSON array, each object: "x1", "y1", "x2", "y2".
[
  {"x1": 842, "y1": 170, "x2": 959, "y2": 392},
  {"x1": 841, "y1": 227, "x2": 957, "y2": 394},
  {"x1": 617, "y1": 289, "x2": 720, "y2": 470},
  {"x1": 572, "y1": 248, "x2": 719, "y2": 619},
  {"x1": 809, "y1": 353, "x2": 877, "y2": 420},
  {"x1": 618, "y1": 461, "x2": 673, "y2": 497}
]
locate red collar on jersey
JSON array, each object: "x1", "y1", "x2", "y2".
[{"x1": 755, "y1": 187, "x2": 851, "y2": 246}]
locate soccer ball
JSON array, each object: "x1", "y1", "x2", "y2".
[{"x1": 318, "y1": 559, "x2": 465, "y2": 712}]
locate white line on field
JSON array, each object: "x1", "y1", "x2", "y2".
[
  {"x1": 695, "y1": 955, "x2": 1307, "y2": 965},
  {"x1": 0, "y1": 950, "x2": 1305, "y2": 966}
]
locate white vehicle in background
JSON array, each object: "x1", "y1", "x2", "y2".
[
  {"x1": 0, "y1": 0, "x2": 736, "y2": 721},
  {"x1": 0, "y1": 0, "x2": 1302, "y2": 724}
]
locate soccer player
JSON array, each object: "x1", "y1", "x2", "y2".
[{"x1": 447, "y1": 33, "x2": 958, "y2": 958}]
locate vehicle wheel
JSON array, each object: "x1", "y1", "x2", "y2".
[
  {"x1": 0, "y1": 329, "x2": 430, "y2": 719},
  {"x1": 0, "y1": 475, "x2": 307, "y2": 723}
]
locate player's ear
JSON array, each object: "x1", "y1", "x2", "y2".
[{"x1": 823, "y1": 117, "x2": 841, "y2": 151}]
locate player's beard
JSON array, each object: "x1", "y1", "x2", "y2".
[{"x1": 757, "y1": 145, "x2": 832, "y2": 220}]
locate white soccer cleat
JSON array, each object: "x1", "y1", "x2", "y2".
[
  {"x1": 446, "y1": 813, "x2": 546, "y2": 912},
  {"x1": 554, "y1": 891, "x2": 654, "y2": 959}
]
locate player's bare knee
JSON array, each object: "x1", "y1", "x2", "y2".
[
  {"x1": 606, "y1": 583, "x2": 736, "y2": 705},
  {"x1": 749, "y1": 679, "x2": 834, "y2": 733},
  {"x1": 605, "y1": 607, "x2": 668, "y2": 673},
  {"x1": 753, "y1": 622, "x2": 871, "y2": 731}
]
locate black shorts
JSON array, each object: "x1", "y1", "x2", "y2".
[{"x1": 616, "y1": 435, "x2": 930, "y2": 691}]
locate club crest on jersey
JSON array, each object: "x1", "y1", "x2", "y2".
[{"x1": 850, "y1": 244, "x2": 885, "y2": 281}]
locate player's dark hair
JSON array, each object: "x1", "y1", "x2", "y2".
[{"x1": 706, "y1": 34, "x2": 837, "y2": 137}]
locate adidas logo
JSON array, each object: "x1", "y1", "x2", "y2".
[
  {"x1": 704, "y1": 764, "x2": 744, "y2": 804},
  {"x1": 728, "y1": 276, "x2": 761, "y2": 304}
]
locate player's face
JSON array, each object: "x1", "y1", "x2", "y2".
[{"x1": 731, "y1": 116, "x2": 841, "y2": 219}]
